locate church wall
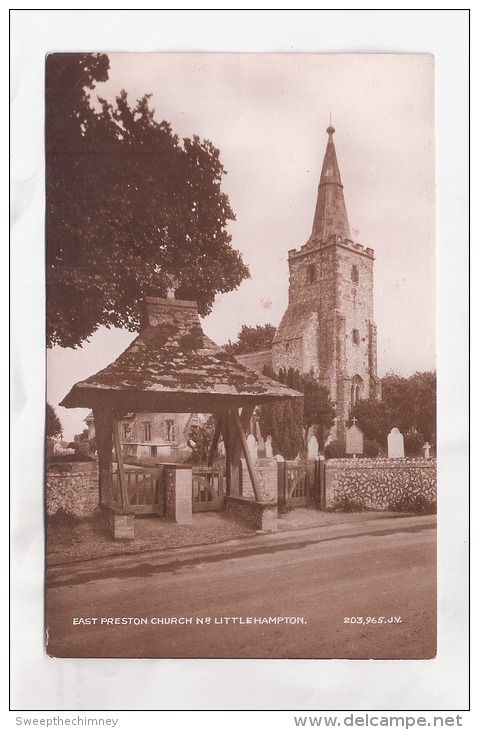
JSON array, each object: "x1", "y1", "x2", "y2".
[
  {"x1": 287, "y1": 248, "x2": 322, "y2": 305},
  {"x1": 302, "y1": 311, "x2": 320, "y2": 375},
  {"x1": 272, "y1": 337, "x2": 304, "y2": 373}
]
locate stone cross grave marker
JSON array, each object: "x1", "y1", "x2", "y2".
[
  {"x1": 345, "y1": 422, "x2": 364, "y2": 458},
  {"x1": 387, "y1": 427, "x2": 405, "y2": 458},
  {"x1": 422, "y1": 442, "x2": 431, "y2": 459}
]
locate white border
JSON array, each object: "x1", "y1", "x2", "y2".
[{"x1": 10, "y1": 8, "x2": 469, "y2": 716}]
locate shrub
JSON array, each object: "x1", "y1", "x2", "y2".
[
  {"x1": 46, "y1": 508, "x2": 82, "y2": 526},
  {"x1": 48, "y1": 453, "x2": 95, "y2": 463},
  {"x1": 363, "y1": 439, "x2": 381, "y2": 457},
  {"x1": 325, "y1": 440, "x2": 346, "y2": 459},
  {"x1": 388, "y1": 492, "x2": 436, "y2": 514},
  {"x1": 330, "y1": 494, "x2": 368, "y2": 513},
  {"x1": 404, "y1": 431, "x2": 425, "y2": 457}
]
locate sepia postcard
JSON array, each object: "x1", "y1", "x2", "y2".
[
  {"x1": 45, "y1": 51, "x2": 437, "y2": 661},
  {"x1": 10, "y1": 8, "x2": 470, "y2": 715}
]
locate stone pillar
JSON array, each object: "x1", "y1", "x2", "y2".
[
  {"x1": 164, "y1": 464, "x2": 193, "y2": 524},
  {"x1": 109, "y1": 512, "x2": 135, "y2": 540}
]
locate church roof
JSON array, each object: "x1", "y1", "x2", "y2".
[
  {"x1": 273, "y1": 301, "x2": 319, "y2": 344},
  {"x1": 234, "y1": 349, "x2": 273, "y2": 374},
  {"x1": 60, "y1": 297, "x2": 301, "y2": 414},
  {"x1": 310, "y1": 126, "x2": 351, "y2": 243}
]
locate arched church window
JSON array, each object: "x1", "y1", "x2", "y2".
[
  {"x1": 307, "y1": 263, "x2": 316, "y2": 284},
  {"x1": 350, "y1": 375, "x2": 363, "y2": 407},
  {"x1": 351, "y1": 265, "x2": 359, "y2": 284},
  {"x1": 352, "y1": 328, "x2": 360, "y2": 345}
]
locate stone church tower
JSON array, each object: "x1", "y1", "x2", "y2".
[{"x1": 272, "y1": 126, "x2": 381, "y2": 443}]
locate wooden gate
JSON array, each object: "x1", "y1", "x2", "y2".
[
  {"x1": 192, "y1": 467, "x2": 225, "y2": 512},
  {"x1": 278, "y1": 461, "x2": 318, "y2": 508},
  {"x1": 111, "y1": 466, "x2": 164, "y2": 514}
]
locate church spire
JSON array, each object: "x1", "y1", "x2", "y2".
[{"x1": 310, "y1": 125, "x2": 351, "y2": 243}]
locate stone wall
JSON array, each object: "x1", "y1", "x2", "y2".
[
  {"x1": 324, "y1": 458, "x2": 437, "y2": 512},
  {"x1": 46, "y1": 462, "x2": 99, "y2": 518},
  {"x1": 240, "y1": 458, "x2": 278, "y2": 501},
  {"x1": 225, "y1": 496, "x2": 278, "y2": 532}
]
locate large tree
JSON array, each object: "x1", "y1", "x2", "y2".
[
  {"x1": 301, "y1": 371, "x2": 336, "y2": 448},
  {"x1": 46, "y1": 403, "x2": 62, "y2": 439},
  {"x1": 224, "y1": 323, "x2": 277, "y2": 354},
  {"x1": 46, "y1": 53, "x2": 249, "y2": 348},
  {"x1": 350, "y1": 370, "x2": 437, "y2": 452}
]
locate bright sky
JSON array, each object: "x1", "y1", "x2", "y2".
[{"x1": 47, "y1": 52, "x2": 435, "y2": 440}]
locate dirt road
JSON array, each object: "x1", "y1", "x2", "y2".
[{"x1": 46, "y1": 515, "x2": 436, "y2": 659}]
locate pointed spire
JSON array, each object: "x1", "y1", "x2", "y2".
[{"x1": 310, "y1": 125, "x2": 351, "y2": 243}]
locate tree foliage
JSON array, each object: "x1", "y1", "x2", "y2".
[
  {"x1": 46, "y1": 53, "x2": 249, "y2": 348},
  {"x1": 224, "y1": 323, "x2": 277, "y2": 355},
  {"x1": 258, "y1": 367, "x2": 334, "y2": 459},
  {"x1": 350, "y1": 371, "x2": 436, "y2": 453},
  {"x1": 186, "y1": 416, "x2": 217, "y2": 465},
  {"x1": 46, "y1": 403, "x2": 63, "y2": 439},
  {"x1": 301, "y1": 370, "x2": 336, "y2": 442}
]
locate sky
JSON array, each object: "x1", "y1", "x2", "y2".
[{"x1": 46, "y1": 52, "x2": 436, "y2": 441}]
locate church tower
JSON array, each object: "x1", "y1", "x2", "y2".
[{"x1": 272, "y1": 126, "x2": 381, "y2": 443}]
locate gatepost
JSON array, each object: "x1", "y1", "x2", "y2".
[{"x1": 163, "y1": 464, "x2": 193, "y2": 524}]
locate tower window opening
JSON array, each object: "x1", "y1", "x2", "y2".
[
  {"x1": 351, "y1": 265, "x2": 359, "y2": 284},
  {"x1": 350, "y1": 375, "x2": 363, "y2": 407},
  {"x1": 352, "y1": 329, "x2": 360, "y2": 345},
  {"x1": 307, "y1": 263, "x2": 316, "y2": 284}
]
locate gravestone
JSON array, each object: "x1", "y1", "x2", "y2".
[
  {"x1": 274, "y1": 453, "x2": 285, "y2": 463},
  {"x1": 387, "y1": 427, "x2": 405, "y2": 458},
  {"x1": 345, "y1": 419, "x2": 364, "y2": 457},
  {"x1": 265, "y1": 435, "x2": 274, "y2": 458},
  {"x1": 247, "y1": 434, "x2": 258, "y2": 461},
  {"x1": 307, "y1": 435, "x2": 319, "y2": 460}
]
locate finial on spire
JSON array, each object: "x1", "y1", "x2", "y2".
[{"x1": 326, "y1": 117, "x2": 335, "y2": 137}]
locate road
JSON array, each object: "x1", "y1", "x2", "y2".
[{"x1": 46, "y1": 515, "x2": 436, "y2": 659}]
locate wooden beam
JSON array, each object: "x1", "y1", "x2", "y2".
[
  {"x1": 207, "y1": 417, "x2": 222, "y2": 467},
  {"x1": 112, "y1": 419, "x2": 129, "y2": 509},
  {"x1": 233, "y1": 404, "x2": 256, "y2": 464},
  {"x1": 218, "y1": 411, "x2": 239, "y2": 496},
  {"x1": 230, "y1": 408, "x2": 262, "y2": 502},
  {"x1": 92, "y1": 407, "x2": 113, "y2": 505}
]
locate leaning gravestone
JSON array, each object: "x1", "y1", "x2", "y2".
[
  {"x1": 247, "y1": 433, "x2": 258, "y2": 461},
  {"x1": 345, "y1": 421, "x2": 364, "y2": 458},
  {"x1": 387, "y1": 427, "x2": 405, "y2": 458}
]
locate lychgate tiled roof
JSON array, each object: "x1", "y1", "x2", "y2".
[{"x1": 61, "y1": 297, "x2": 302, "y2": 413}]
